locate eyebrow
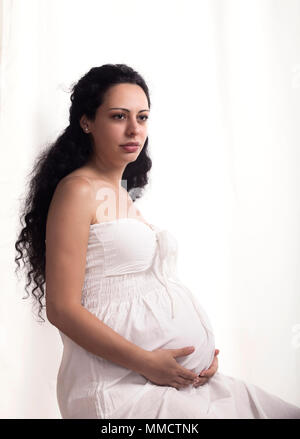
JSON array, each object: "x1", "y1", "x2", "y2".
[{"x1": 108, "y1": 107, "x2": 150, "y2": 113}]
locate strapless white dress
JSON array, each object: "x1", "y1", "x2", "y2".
[{"x1": 55, "y1": 218, "x2": 300, "y2": 419}]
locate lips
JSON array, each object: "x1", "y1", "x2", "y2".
[
  {"x1": 120, "y1": 142, "x2": 139, "y2": 146},
  {"x1": 120, "y1": 145, "x2": 139, "y2": 152}
]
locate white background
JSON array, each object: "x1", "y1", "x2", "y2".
[{"x1": 1, "y1": 0, "x2": 300, "y2": 418}]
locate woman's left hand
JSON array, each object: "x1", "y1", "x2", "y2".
[{"x1": 192, "y1": 349, "x2": 220, "y2": 388}]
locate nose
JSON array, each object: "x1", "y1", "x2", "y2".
[{"x1": 126, "y1": 116, "x2": 141, "y2": 135}]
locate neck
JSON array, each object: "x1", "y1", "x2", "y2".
[{"x1": 86, "y1": 159, "x2": 126, "y2": 188}]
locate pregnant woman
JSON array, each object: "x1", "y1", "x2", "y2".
[{"x1": 15, "y1": 64, "x2": 300, "y2": 419}]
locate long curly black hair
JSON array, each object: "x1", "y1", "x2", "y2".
[{"x1": 14, "y1": 63, "x2": 152, "y2": 323}]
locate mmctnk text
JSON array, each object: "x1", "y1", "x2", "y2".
[{"x1": 100, "y1": 422, "x2": 200, "y2": 436}]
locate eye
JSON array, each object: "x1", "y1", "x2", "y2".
[
  {"x1": 112, "y1": 113, "x2": 126, "y2": 120},
  {"x1": 139, "y1": 115, "x2": 149, "y2": 121},
  {"x1": 112, "y1": 113, "x2": 149, "y2": 121}
]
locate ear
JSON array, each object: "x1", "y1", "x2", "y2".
[
  {"x1": 79, "y1": 115, "x2": 87, "y2": 130},
  {"x1": 79, "y1": 115, "x2": 90, "y2": 133}
]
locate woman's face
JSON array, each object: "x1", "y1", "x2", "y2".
[{"x1": 82, "y1": 83, "x2": 150, "y2": 166}]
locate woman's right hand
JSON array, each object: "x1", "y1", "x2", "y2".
[{"x1": 140, "y1": 346, "x2": 199, "y2": 390}]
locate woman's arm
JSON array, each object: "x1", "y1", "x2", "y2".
[
  {"x1": 47, "y1": 301, "x2": 151, "y2": 375},
  {"x1": 45, "y1": 176, "x2": 150, "y2": 375}
]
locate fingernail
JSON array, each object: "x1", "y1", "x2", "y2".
[{"x1": 200, "y1": 371, "x2": 206, "y2": 376}]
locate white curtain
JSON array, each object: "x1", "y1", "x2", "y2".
[{"x1": 1, "y1": 0, "x2": 299, "y2": 418}]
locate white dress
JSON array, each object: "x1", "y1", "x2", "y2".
[{"x1": 56, "y1": 217, "x2": 300, "y2": 419}]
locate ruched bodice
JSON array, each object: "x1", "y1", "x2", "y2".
[{"x1": 85, "y1": 218, "x2": 157, "y2": 277}]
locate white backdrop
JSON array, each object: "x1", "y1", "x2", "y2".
[{"x1": 1, "y1": 0, "x2": 300, "y2": 418}]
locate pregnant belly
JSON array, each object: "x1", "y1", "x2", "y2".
[
  {"x1": 86, "y1": 285, "x2": 215, "y2": 377},
  {"x1": 159, "y1": 305, "x2": 215, "y2": 376},
  {"x1": 125, "y1": 287, "x2": 216, "y2": 377}
]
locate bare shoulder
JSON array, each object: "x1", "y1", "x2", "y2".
[
  {"x1": 55, "y1": 169, "x2": 134, "y2": 224},
  {"x1": 59, "y1": 172, "x2": 93, "y2": 190},
  {"x1": 61, "y1": 169, "x2": 114, "y2": 195},
  {"x1": 47, "y1": 174, "x2": 94, "y2": 234},
  {"x1": 56, "y1": 174, "x2": 93, "y2": 207}
]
